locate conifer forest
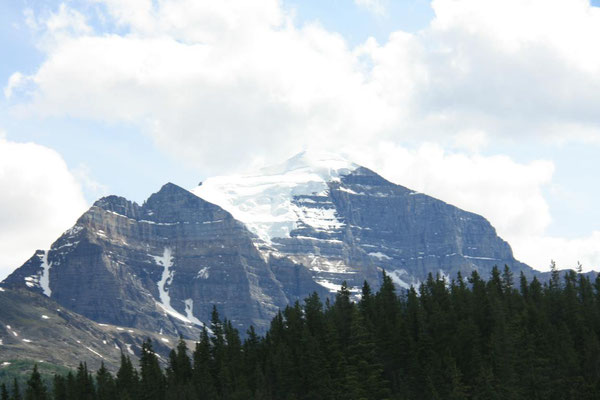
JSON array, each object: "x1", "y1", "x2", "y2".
[{"x1": 5, "y1": 267, "x2": 600, "y2": 400}]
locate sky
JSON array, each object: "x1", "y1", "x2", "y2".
[{"x1": 1, "y1": 0, "x2": 600, "y2": 279}]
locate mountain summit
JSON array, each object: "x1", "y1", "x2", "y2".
[
  {"x1": 194, "y1": 152, "x2": 532, "y2": 292},
  {"x1": 3, "y1": 152, "x2": 533, "y2": 339}
]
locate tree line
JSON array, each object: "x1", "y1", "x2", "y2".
[{"x1": 5, "y1": 265, "x2": 600, "y2": 399}]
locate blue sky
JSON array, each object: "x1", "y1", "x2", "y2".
[{"x1": 1, "y1": 0, "x2": 600, "y2": 277}]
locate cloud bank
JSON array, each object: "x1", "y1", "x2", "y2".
[
  {"x1": 5, "y1": 0, "x2": 600, "y2": 271},
  {"x1": 0, "y1": 135, "x2": 88, "y2": 279}
]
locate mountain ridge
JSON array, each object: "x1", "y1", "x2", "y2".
[{"x1": 2, "y1": 153, "x2": 537, "y2": 341}]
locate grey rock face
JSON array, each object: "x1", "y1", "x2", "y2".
[
  {"x1": 3, "y1": 157, "x2": 538, "y2": 338},
  {"x1": 0, "y1": 287, "x2": 183, "y2": 372},
  {"x1": 3, "y1": 183, "x2": 327, "y2": 336},
  {"x1": 254, "y1": 166, "x2": 533, "y2": 292}
]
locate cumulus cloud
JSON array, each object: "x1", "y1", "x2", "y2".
[
  {"x1": 355, "y1": 0, "x2": 387, "y2": 16},
  {"x1": 7, "y1": 0, "x2": 600, "y2": 169},
  {"x1": 344, "y1": 142, "x2": 554, "y2": 239},
  {"x1": 5, "y1": 0, "x2": 600, "y2": 270},
  {"x1": 512, "y1": 233, "x2": 600, "y2": 272},
  {"x1": 0, "y1": 136, "x2": 88, "y2": 279}
]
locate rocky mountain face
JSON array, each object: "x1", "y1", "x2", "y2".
[
  {"x1": 2, "y1": 152, "x2": 535, "y2": 347},
  {"x1": 0, "y1": 287, "x2": 184, "y2": 372},
  {"x1": 194, "y1": 152, "x2": 533, "y2": 293},
  {"x1": 2, "y1": 182, "x2": 327, "y2": 337}
]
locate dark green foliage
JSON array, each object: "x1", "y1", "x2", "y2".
[
  {"x1": 95, "y1": 363, "x2": 117, "y2": 400},
  {"x1": 24, "y1": 365, "x2": 47, "y2": 400},
  {"x1": 139, "y1": 339, "x2": 165, "y2": 400},
  {"x1": 116, "y1": 353, "x2": 139, "y2": 399},
  {"x1": 1, "y1": 383, "x2": 8, "y2": 400},
  {"x1": 19, "y1": 268, "x2": 600, "y2": 399},
  {"x1": 12, "y1": 378, "x2": 21, "y2": 400}
]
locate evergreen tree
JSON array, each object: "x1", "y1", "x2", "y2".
[
  {"x1": 1, "y1": 384, "x2": 8, "y2": 400},
  {"x1": 11, "y1": 379, "x2": 21, "y2": 400},
  {"x1": 192, "y1": 327, "x2": 217, "y2": 399},
  {"x1": 32, "y1": 269, "x2": 600, "y2": 400},
  {"x1": 139, "y1": 339, "x2": 166, "y2": 400},
  {"x1": 96, "y1": 362, "x2": 117, "y2": 400},
  {"x1": 51, "y1": 375, "x2": 66, "y2": 400},
  {"x1": 75, "y1": 362, "x2": 95, "y2": 400},
  {"x1": 24, "y1": 365, "x2": 47, "y2": 400},
  {"x1": 116, "y1": 353, "x2": 139, "y2": 399}
]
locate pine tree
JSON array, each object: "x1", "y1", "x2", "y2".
[
  {"x1": 1, "y1": 384, "x2": 8, "y2": 400},
  {"x1": 116, "y1": 353, "x2": 139, "y2": 399},
  {"x1": 139, "y1": 339, "x2": 166, "y2": 400},
  {"x1": 24, "y1": 365, "x2": 47, "y2": 400},
  {"x1": 345, "y1": 307, "x2": 391, "y2": 399},
  {"x1": 11, "y1": 379, "x2": 21, "y2": 400},
  {"x1": 96, "y1": 362, "x2": 117, "y2": 400},
  {"x1": 75, "y1": 362, "x2": 95, "y2": 400},
  {"x1": 51, "y1": 375, "x2": 66, "y2": 400},
  {"x1": 192, "y1": 327, "x2": 217, "y2": 399}
]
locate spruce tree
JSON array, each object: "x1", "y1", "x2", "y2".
[
  {"x1": 1, "y1": 384, "x2": 8, "y2": 400},
  {"x1": 139, "y1": 339, "x2": 166, "y2": 400},
  {"x1": 96, "y1": 362, "x2": 117, "y2": 400},
  {"x1": 192, "y1": 327, "x2": 217, "y2": 399},
  {"x1": 11, "y1": 379, "x2": 21, "y2": 400},
  {"x1": 51, "y1": 375, "x2": 66, "y2": 400},
  {"x1": 75, "y1": 362, "x2": 95, "y2": 400},
  {"x1": 24, "y1": 365, "x2": 47, "y2": 400},
  {"x1": 116, "y1": 353, "x2": 139, "y2": 398}
]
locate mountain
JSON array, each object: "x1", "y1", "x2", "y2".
[
  {"x1": 2, "y1": 151, "x2": 535, "y2": 349},
  {"x1": 193, "y1": 151, "x2": 533, "y2": 291},
  {"x1": 0, "y1": 287, "x2": 186, "y2": 372},
  {"x1": 2, "y1": 182, "x2": 326, "y2": 337}
]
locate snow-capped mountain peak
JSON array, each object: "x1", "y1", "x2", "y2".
[{"x1": 192, "y1": 151, "x2": 358, "y2": 243}]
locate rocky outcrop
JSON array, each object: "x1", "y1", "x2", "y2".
[
  {"x1": 265, "y1": 166, "x2": 531, "y2": 291},
  {"x1": 195, "y1": 153, "x2": 535, "y2": 293},
  {"x1": 3, "y1": 183, "x2": 327, "y2": 336},
  {"x1": 0, "y1": 287, "x2": 182, "y2": 372}
]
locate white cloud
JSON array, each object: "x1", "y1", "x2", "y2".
[
  {"x1": 512, "y1": 233, "x2": 600, "y2": 273},
  {"x1": 355, "y1": 0, "x2": 387, "y2": 16},
  {"x1": 8, "y1": 0, "x2": 600, "y2": 169},
  {"x1": 343, "y1": 142, "x2": 554, "y2": 240},
  {"x1": 5, "y1": 0, "x2": 600, "y2": 270},
  {"x1": 4, "y1": 72, "x2": 27, "y2": 99},
  {"x1": 452, "y1": 129, "x2": 488, "y2": 153},
  {"x1": 0, "y1": 137, "x2": 88, "y2": 280}
]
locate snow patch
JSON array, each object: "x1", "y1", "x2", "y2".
[
  {"x1": 1, "y1": 362, "x2": 9, "y2": 366},
  {"x1": 152, "y1": 248, "x2": 198, "y2": 325},
  {"x1": 196, "y1": 267, "x2": 210, "y2": 280},
  {"x1": 463, "y1": 255, "x2": 498, "y2": 261},
  {"x1": 0, "y1": 287, "x2": 5, "y2": 292},
  {"x1": 41, "y1": 315, "x2": 49, "y2": 320},
  {"x1": 125, "y1": 343, "x2": 134, "y2": 355},
  {"x1": 316, "y1": 280, "x2": 342, "y2": 293},
  {"x1": 184, "y1": 299, "x2": 204, "y2": 326},
  {"x1": 22, "y1": 339, "x2": 32, "y2": 343},
  {"x1": 86, "y1": 346, "x2": 104, "y2": 359},
  {"x1": 369, "y1": 252, "x2": 392, "y2": 260},
  {"x1": 388, "y1": 269, "x2": 420, "y2": 290},
  {"x1": 161, "y1": 338, "x2": 170, "y2": 343},
  {"x1": 193, "y1": 151, "x2": 357, "y2": 243}
]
